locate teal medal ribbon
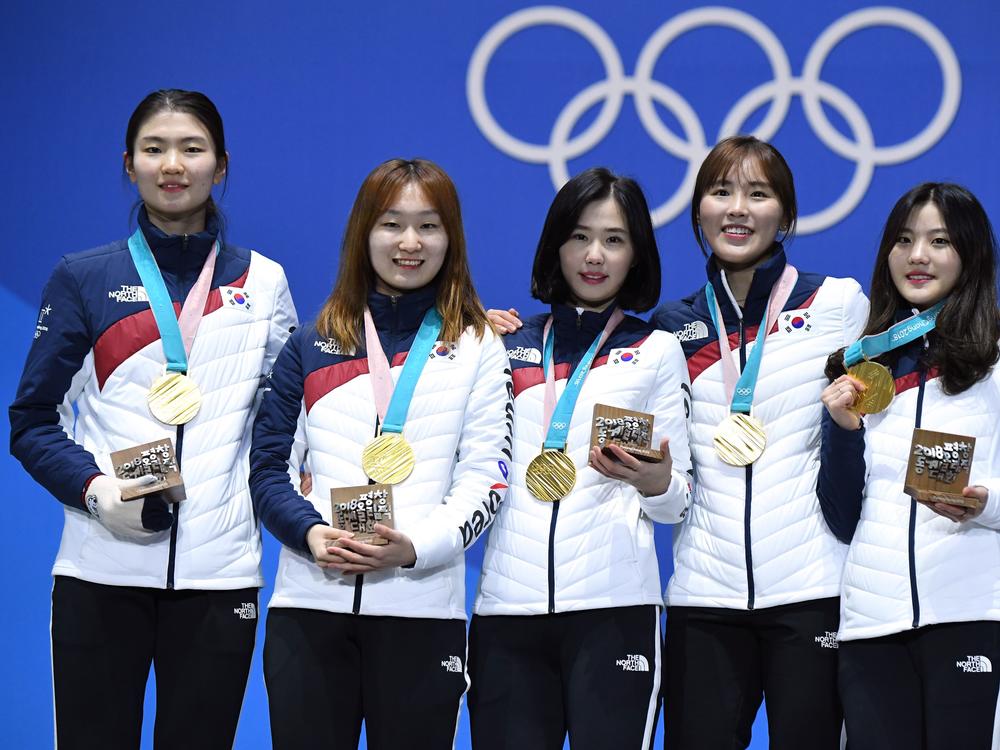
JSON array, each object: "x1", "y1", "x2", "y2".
[
  {"x1": 704, "y1": 282, "x2": 770, "y2": 415},
  {"x1": 843, "y1": 301, "x2": 945, "y2": 366},
  {"x1": 380, "y1": 308, "x2": 443, "y2": 434},
  {"x1": 703, "y1": 264, "x2": 798, "y2": 465},
  {"x1": 127, "y1": 229, "x2": 189, "y2": 373},
  {"x1": 128, "y1": 228, "x2": 219, "y2": 425},
  {"x1": 360, "y1": 306, "x2": 443, "y2": 484},
  {"x1": 541, "y1": 308, "x2": 623, "y2": 449}
]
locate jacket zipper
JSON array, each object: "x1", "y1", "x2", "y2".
[
  {"x1": 739, "y1": 319, "x2": 756, "y2": 610},
  {"x1": 547, "y1": 500, "x2": 560, "y2": 613},
  {"x1": 908, "y1": 368, "x2": 927, "y2": 628},
  {"x1": 354, "y1": 297, "x2": 402, "y2": 615},
  {"x1": 165, "y1": 236, "x2": 190, "y2": 589},
  {"x1": 352, "y1": 415, "x2": 384, "y2": 615},
  {"x1": 166, "y1": 422, "x2": 183, "y2": 589}
]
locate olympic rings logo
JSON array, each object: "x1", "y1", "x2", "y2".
[{"x1": 467, "y1": 6, "x2": 961, "y2": 233}]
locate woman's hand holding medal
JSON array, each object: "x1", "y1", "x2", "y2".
[
  {"x1": 589, "y1": 438, "x2": 674, "y2": 496},
  {"x1": 821, "y1": 375, "x2": 866, "y2": 431}
]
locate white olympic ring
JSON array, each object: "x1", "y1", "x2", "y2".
[{"x1": 467, "y1": 6, "x2": 961, "y2": 233}]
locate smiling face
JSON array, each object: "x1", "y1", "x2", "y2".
[
  {"x1": 697, "y1": 160, "x2": 786, "y2": 272},
  {"x1": 124, "y1": 110, "x2": 226, "y2": 235},
  {"x1": 368, "y1": 182, "x2": 449, "y2": 295},
  {"x1": 558, "y1": 196, "x2": 635, "y2": 311},
  {"x1": 888, "y1": 201, "x2": 962, "y2": 310}
]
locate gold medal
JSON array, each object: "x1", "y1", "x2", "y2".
[
  {"x1": 714, "y1": 413, "x2": 767, "y2": 466},
  {"x1": 526, "y1": 449, "x2": 577, "y2": 502},
  {"x1": 148, "y1": 372, "x2": 202, "y2": 425},
  {"x1": 361, "y1": 432, "x2": 416, "y2": 484},
  {"x1": 847, "y1": 360, "x2": 895, "y2": 414}
]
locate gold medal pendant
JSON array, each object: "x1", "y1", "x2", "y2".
[
  {"x1": 714, "y1": 413, "x2": 767, "y2": 466},
  {"x1": 526, "y1": 449, "x2": 577, "y2": 502},
  {"x1": 847, "y1": 360, "x2": 895, "y2": 414},
  {"x1": 148, "y1": 372, "x2": 203, "y2": 425},
  {"x1": 361, "y1": 432, "x2": 416, "y2": 485}
]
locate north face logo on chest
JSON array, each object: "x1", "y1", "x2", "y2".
[
  {"x1": 108, "y1": 285, "x2": 148, "y2": 303},
  {"x1": 314, "y1": 339, "x2": 346, "y2": 356},
  {"x1": 674, "y1": 320, "x2": 710, "y2": 342},
  {"x1": 507, "y1": 346, "x2": 542, "y2": 364}
]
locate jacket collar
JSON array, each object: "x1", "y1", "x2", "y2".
[
  {"x1": 706, "y1": 243, "x2": 787, "y2": 326},
  {"x1": 549, "y1": 302, "x2": 620, "y2": 349},
  {"x1": 138, "y1": 205, "x2": 219, "y2": 276},
  {"x1": 366, "y1": 284, "x2": 439, "y2": 334}
]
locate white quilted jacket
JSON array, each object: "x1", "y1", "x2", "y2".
[
  {"x1": 53, "y1": 251, "x2": 296, "y2": 590},
  {"x1": 475, "y1": 314, "x2": 693, "y2": 617},
  {"x1": 840, "y1": 366, "x2": 1000, "y2": 641},
  {"x1": 666, "y1": 274, "x2": 868, "y2": 610},
  {"x1": 265, "y1": 325, "x2": 513, "y2": 620}
]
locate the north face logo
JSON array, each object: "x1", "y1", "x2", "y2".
[
  {"x1": 507, "y1": 346, "x2": 542, "y2": 364},
  {"x1": 441, "y1": 656, "x2": 463, "y2": 673},
  {"x1": 233, "y1": 603, "x2": 257, "y2": 620},
  {"x1": 108, "y1": 285, "x2": 148, "y2": 303},
  {"x1": 615, "y1": 654, "x2": 650, "y2": 672},
  {"x1": 314, "y1": 339, "x2": 346, "y2": 356},
  {"x1": 815, "y1": 631, "x2": 839, "y2": 649},
  {"x1": 674, "y1": 320, "x2": 710, "y2": 342},
  {"x1": 956, "y1": 655, "x2": 992, "y2": 673}
]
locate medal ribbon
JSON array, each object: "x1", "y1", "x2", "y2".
[
  {"x1": 540, "y1": 308, "x2": 625, "y2": 450},
  {"x1": 843, "y1": 301, "x2": 945, "y2": 366},
  {"x1": 363, "y1": 306, "x2": 443, "y2": 434},
  {"x1": 127, "y1": 228, "x2": 218, "y2": 373},
  {"x1": 704, "y1": 265, "x2": 798, "y2": 414}
]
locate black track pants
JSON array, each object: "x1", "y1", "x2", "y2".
[
  {"x1": 264, "y1": 607, "x2": 469, "y2": 750},
  {"x1": 663, "y1": 597, "x2": 842, "y2": 750},
  {"x1": 839, "y1": 620, "x2": 1000, "y2": 750},
  {"x1": 468, "y1": 605, "x2": 662, "y2": 750},
  {"x1": 51, "y1": 575, "x2": 257, "y2": 750}
]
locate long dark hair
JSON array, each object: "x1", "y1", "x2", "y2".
[
  {"x1": 826, "y1": 183, "x2": 999, "y2": 394},
  {"x1": 316, "y1": 158, "x2": 489, "y2": 351},
  {"x1": 531, "y1": 167, "x2": 660, "y2": 312},
  {"x1": 124, "y1": 89, "x2": 228, "y2": 231}
]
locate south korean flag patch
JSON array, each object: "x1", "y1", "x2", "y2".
[
  {"x1": 430, "y1": 341, "x2": 458, "y2": 360},
  {"x1": 780, "y1": 310, "x2": 812, "y2": 334},
  {"x1": 610, "y1": 348, "x2": 641, "y2": 366},
  {"x1": 221, "y1": 287, "x2": 253, "y2": 313}
]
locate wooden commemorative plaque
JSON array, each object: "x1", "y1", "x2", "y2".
[
  {"x1": 330, "y1": 484, "x2": 395, "y2": 545},
  {"x1": 903, "y1": 429, "x2": 979, "y2": 509},
  {"x1": 111, "y1": 439, "x2": 185, "y2": 503},
  {"x1": 591, "y1": 404, "x2": 664, "y2": 463}
]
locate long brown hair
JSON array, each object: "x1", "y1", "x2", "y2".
[
  {"x1": 316, "y1": 158, "x2": 490, "y2": 350},
  {"x1": 825, "y1": 183, "x2": 999, "y2": 394}
]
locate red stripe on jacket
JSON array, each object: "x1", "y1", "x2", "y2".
[
  {"x1": 303, "y1": 351, "x2": 410, "y2": 414},
  {"x1": 93, "y1": 269, "x2": 249, "y2": 390},
  {"x1": 511, "y1": 335, "x2": 649, "y2": 398},
  {"x1": 686, "y1": 288, "x2": 820, "y2": 384}
]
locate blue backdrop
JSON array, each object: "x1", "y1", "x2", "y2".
[{"x1": 2, "y1": 1, "x2": 997, "y2": 747}]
